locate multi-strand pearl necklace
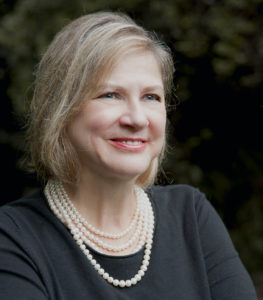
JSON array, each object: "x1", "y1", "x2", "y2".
[{"x1": 44, "y1": 179, "x2": 154, "y2": 288}]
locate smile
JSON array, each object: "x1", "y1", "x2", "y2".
[
  {"x1": 109, "y1": 138, "x2": 147, "y2": 152},
  {"x1": 117, "y1": 140, "x2": 143, "y2": 145}
]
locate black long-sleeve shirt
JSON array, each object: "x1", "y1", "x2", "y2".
[{"x1": 0, "y1": 184, "x2": 258, "y2": 299}]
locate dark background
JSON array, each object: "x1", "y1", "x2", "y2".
[{"x1": 0, "y1": 0, "x2": 262, "y2": 296}]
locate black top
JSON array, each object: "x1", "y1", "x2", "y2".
[{"x1": 0, "y1": 185, "x2": 258, "y2": 299}]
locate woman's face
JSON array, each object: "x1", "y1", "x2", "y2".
[{"x1": 67, "y1": 50, "x2": 166, "y2": 182}]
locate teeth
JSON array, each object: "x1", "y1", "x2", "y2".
[{"x1": 120, "y1": 140, "x2": 143, "y2": 145}]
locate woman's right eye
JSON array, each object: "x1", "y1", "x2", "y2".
[{"x1": 99, "y1": 92, "x2": 119, "y2": 99}]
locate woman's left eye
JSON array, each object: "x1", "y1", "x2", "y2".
[{"x1": 144, "y1": 94, "x2": 161, "y2": 101}]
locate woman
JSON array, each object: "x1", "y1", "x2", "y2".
[{"x1": 0, "y1": 11, "x2": 258, "y2": 299}]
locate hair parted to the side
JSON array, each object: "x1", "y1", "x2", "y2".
[{"x1": 26, "y1": 11, "x2": 174, "y2": 187}]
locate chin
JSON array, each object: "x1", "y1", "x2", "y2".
[{"x1": 108, "y1": 162, "x2": 151, "y2": 181}]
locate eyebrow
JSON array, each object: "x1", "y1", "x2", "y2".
[{"x1": 97, "y1": 83, "x2": 164, "y2": 93}]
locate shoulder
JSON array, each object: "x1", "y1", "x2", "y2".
[
  {"x1": 148, "y1": 184, "x2": 239, "y2": 258},
  {"x1": 147, "y1": 184, "x2": 208, "y2": 216},
  {"x1": 0, "y1": 189, "x2": 49, "y2": 232},
  {"x1": 0, "y1": 189, "x2": 60, "y2": 264},
  {"x1": 148, "y1": 184, "x2": 202, "y2": 200},
  {"x1": 147, "y1": 184, "x2": 225, "y2": 236}
]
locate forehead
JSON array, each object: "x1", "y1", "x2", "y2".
[{"x1": 96, "y1": 50, "x2": 164, "y2": 89}]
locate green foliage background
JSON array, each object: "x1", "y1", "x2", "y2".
[{"x1": 0, "y1": 0, "x2": 262, "y2": 294}]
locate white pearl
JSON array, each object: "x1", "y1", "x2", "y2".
[
  {"x1": 74, "y1": 234, "x2": 80, "y2": 241},
  {"x1": 135, "y1": 274, "x2": 141, "y2": 281},
  {"x1": 141, "y1": 265, "x2": 147, "y2": 271},
  {"x1": 131, "y1": 278, "x2": 137, "y2": 285},
  {"x1": 113, "y1": 279, "x2": 119, "y2": 286},
  {"x1": 70, "y1": 228, "x2": 77, "y2": 234},
  {"x1": 145, "y1": 249, "x2": 151, "y2": 255},
  {"x1": 144, "y1": 254, "x2": 150, "y2": 260},
  {"x1": 125, "y1": 280, "x2": 132, "y2": 287},
  {"x1": 142, "y1": 260, "x2": 149, "y2": 267},
  {"x1": 108, "y1": 277, "x2": 113, "y2": 283},
  {"x1": 119, "y1": 280, "x2": 126, "y2": 288},
  {"x1": 98, "y1": 268, "x2": 104, "y2": 275}
]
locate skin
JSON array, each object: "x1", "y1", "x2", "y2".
[{"x1": 65, "y1": 50, "x2": 166, "y2": 253}]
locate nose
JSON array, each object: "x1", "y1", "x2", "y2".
[{"x1": 119, "y1": 101, "x2": 149, "y2": 130}]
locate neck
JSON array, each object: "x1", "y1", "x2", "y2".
[{"x1": 64, "y1": 171, "x2": 138, "y2": 234}]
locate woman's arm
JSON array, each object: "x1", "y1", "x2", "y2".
[{"x1": 196, "y1": 191, "x2": 258, "y2": 299}]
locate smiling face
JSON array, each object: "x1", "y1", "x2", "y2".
[{"x1": 66, "y1": 50, "x2": 166, "y2": 183}]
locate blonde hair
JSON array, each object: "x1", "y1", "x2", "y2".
[{"x1": 26, "y1": 11, "x2": 174, "y2": 187}]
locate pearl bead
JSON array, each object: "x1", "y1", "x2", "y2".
[
  {"x1": 108, "y1": 277, "x2": 113, "y2": 283},
  {"x1": 125, "y1": 280, "x2": 132, "y2": 287},
  {"x1": 135, "y1": 274, "x2": 141, "y2": 281},
  {"x1": 71, "y1": 228, "x2": 77, "y2": 234},
  {"x1": 98, "y1": 268, "x2": 104, "y2": 275},
  {"x1": 73, "y1": 234, "x2": 79, "y2": 240},
  {"x1": 145, "y1": 249, "x2": 151, "y2": 255},
  {"x1": 113, "y1": 279, "x2": 119, "y2": 286},
  {"x1": 143, "y1": 260, "x2": 149, "y2": 267},
  {"x1": 141, "y1": 265, "x2": 147, "y2": 271},
  {"x1": 144, "y1": 254, "x2": 150, "y2": 260},
  {"x1": 119, "y1": 280, "x2": 126, "y2": 287}
]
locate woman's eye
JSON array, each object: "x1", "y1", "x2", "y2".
[
  {"x1": 144, "y1": 94, "x2": 161, "y2": 101},
  {"x1": 99, "y1": 92, "x2": 119, "y2": 99}
]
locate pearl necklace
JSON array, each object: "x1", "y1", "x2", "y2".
[
  {"x1": 56, "y1": 179, "x2": 140, "y2": 239},
  {"x1": 44, "y1": 179, "x2": 154, "y2": 288},
  {"x1": 54, "y1": 181, "x2": 146, "y2": 253}
]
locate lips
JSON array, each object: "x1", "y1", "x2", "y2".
[{"x1": 109, "y1": 138, "x2": 147, "y2": 152}]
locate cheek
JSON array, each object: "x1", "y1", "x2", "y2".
[
  {"x1": 150, "y1": 110, "x2": 167, "y2": 138},
  {"x1": 81, "y1": 104, "x2": 121, "y2": 133}
]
